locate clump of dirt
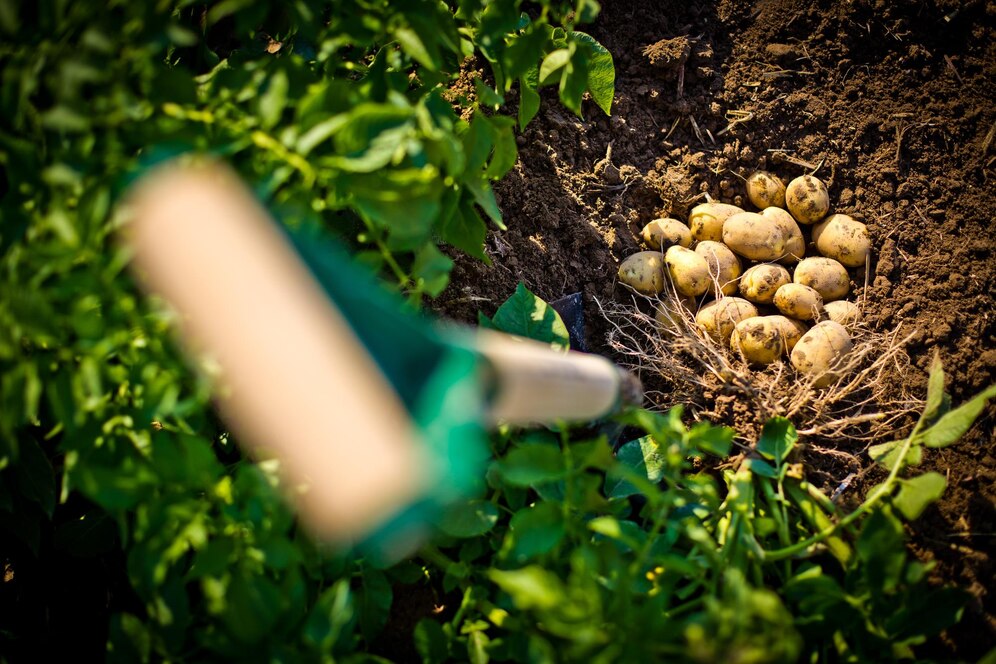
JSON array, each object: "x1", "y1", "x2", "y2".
[{"x1": 436, "y1": 0, "x2": 996, "y2": 657}]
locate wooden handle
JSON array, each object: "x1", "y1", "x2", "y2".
[
  {"x1": 472, "y1": 329, "x2": 639, "y2": 424},
  {"x1": 123, "y1": 161, "x2": 428, "y2": 542}
]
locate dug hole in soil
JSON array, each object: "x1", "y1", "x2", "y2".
[{"x1": 435, "y1": 0, "x2": 996, "y2": 658}]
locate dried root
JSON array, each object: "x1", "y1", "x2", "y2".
[{"x1": 597, "y1": 287, "x2": 923, "y2": 461}]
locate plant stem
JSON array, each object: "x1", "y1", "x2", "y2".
[{"x1": 761, "y1": 420, "x2": 923, "y2": 562}]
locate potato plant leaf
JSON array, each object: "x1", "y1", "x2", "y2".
[
  {"x1": 506, "y1": 502, "x2": 565, "y2": 562},
  {"x1": 573, "y1": 32, "x2": 614, "y2": 115},
  {"x1": 756, "y1": 417, "x2": 797, "y2": 464},
  {"x1": 893, "y1": 472, "x2": 946, "y2": 521},
  {"x1": 920, "y1": 384, "x2": 996, "y2": 448},
  {"x1": 497, "y1": 443, "x2": 566, "y2": 487},
  {"x1": 490, "y1": 283, "x2": 570, "y2": 349},
  {"x1": 438, "y1": 499, "x2": 500, "y2": 538},
  {"x1": 487, "y1": 566, "x2": 565, "y2": 610}
]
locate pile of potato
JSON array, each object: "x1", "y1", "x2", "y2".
[{"x1": 618, "y1": 171, "x2": 870, "y2": 388}]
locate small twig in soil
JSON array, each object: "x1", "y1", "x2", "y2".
[
  {"x1": 943, "y1": 55, "x2": 964, "y2": 85},
  {"x1": 663, "y1": 115, "x2": 682, "y2": 141},
  {"x1": 770, "y1": 151, "x2": 822, "y2": 172},
  {"x1": 716, "y1": 110, "x2": 753, "y2": 137},
  {"x1": 689, "y1": 115, "x2": 706, "y2": 145},
  {"x1": 982, "y1": 118, "x2": 996, "y2": 155}
]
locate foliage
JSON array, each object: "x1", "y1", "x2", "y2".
[{"x1": 0, "y1": 0, "x2": 614, "y2": 660}]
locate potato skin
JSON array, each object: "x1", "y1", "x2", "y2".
[
  {"x1": 760, "y1": 207, "x2": 806, "y2": 264},
  {"x1": 794, "y1": 257, "x2": 850, "y2": 301},
  {"x1": 642, "y1": 218, "x2": 692, "y2": 250},
  {"x1": 790, "y1": 320, "x2": 853, "y2": 387},
  {"x1": 823, "y1": 300, "x2": 862, "y2": 328},
  {"x1": 664, "y1": 246, "x2": 711, "y2": 297},
  {"x1": 695, "y1": 240, "x2": 742, "y2": 296},
  {"x1": 688, "y1": 202, "x2": 744, "y2": 243},
  {"x1": 618, "y1": 251, "x2": 666, "y2": 295},
  {"x1": 696, "y1": 297, "x2": 758, "y2": 343},
  {"x1": 722, "y1": 212, "x2": 786, "y2": 261},
  {"x1": 739, "y1": 263, "x2": 791, "y2": 305},
  {"x1": 731, "y1": 315, "x2": 806, "y2": 365},
  {"x1": 746, "y1": 171, "x2": 787, "y2": 210},
  {"x1": 785, "y1": 175, "x2": 830, "y2": 224},
  {"x1": 812, "y1": 214, "x2": 870, "y2": 268},
  {"x1": 773, "y1": 283, "x2": 824, "y2": 321}
]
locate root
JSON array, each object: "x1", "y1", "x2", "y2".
[{"x1": 596, "y1": 290, "x2": 924, "y2": 478}]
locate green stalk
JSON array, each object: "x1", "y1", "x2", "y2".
[{"x1": 761, "y1": 421, "x2": 922, "y2": 562}]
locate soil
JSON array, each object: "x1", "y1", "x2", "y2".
[{"x1": 435, "y1": 0, "x2": 996, "y2": 659}]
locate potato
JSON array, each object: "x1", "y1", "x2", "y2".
[
  {"x1": 790, "y1": 320, "x2": 853, "y2": 387},
  {"x1": 739, "y1": 263, "x2": 791, "y2": 305},
  {"x1": 794, "y1": 257, "x2": 850, "y2": 301},
  {"x1": 687, "y1": 202, "x2": 744, "y2": 243},
  {"x1": 618, "y1": 251, "x2": 666, "y2": 295},
  {"x1": 773, "y1": 283, "x2": 824, "y2": 321},
  {"x1": 641, "y1": 217, "x2": 692, "y2": 250},
  {"x1": 768, "y1": 315, "x2": 808, "y2": 352},
  {"x1": 760, "y1": 207, "x2": 806, "y2": 264},
  {"x1": 695, "y1": 240, "x2": 742, "y2": 296},
  {"x1": 664, "y1": 246, "x2": 711, "y2": 297},
  {"x1": 823, "y1": 300, "x2": 862, "y2": 328},
  {"x1": 812, "y1": 214, "x2": 870, "y2": 268},
  {"x1": 722, "y1": 211, "x2": 786, "y2": 261},
  {"x1": 696, "y1": 297, "x2": 758, "y2": 343},
  {"x1": 730, "y1": 316, "x2": 791, "y2": 365},
  {"x1": 746, "y1": 171, "x2": 786, "y2": 210},
  {"x1": 785, "y1": 174, "x2": 830, "y2": 224}
]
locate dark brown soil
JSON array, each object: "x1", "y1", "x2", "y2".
[{"x1": 436, "y1": 0, "x2": 996, "y2": 658}]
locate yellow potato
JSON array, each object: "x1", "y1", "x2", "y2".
[
  {"x1": 746, "y1": 171, "x2": 786, "y2": 210},
  {"x1": 696, "y1": 297, "x2": 758, "y2": 343},
  {"x1": 687, "y1": 202, "x2": 744, "y2": 243},
  {"x1": 812, "y1": 214, "x2": 870, "y2": 268},
  {"x1": 785, "y1": 174, "x2": 830, "y2": 224},
  {"x1": 760, "y1": 207, "x2": 805, "y2": 264},
  {"x1": 730, "y1": 316, "x2": 785, "y2": 365},
  {"x1": 641, "y1": 218, "x2": 692, "y2": 250},
  {"x1": 823, "y1": 300, "x2": 862, "y2": 328},
  {"x1": 794, "y1": 257, "x2": 850, "y2": 301},
  {"x1": 664, "y1": 246, "x2": 711, "y2": 297},
  {"x1": 695, "y1": 240, "x2": 742, "y2": 296},
  {"x1": 790, "y1": 320, "x2": 853, "y2": 387},
  {"x1": 721, "y1": 211, "x2": 786, "y2": 261},
  {"x1": 773, "y1": 283, "x2": 824, "y2": 321},
  {"x1": 618, "y1": 251, "x2": 666, "y2": 295},
  {"x1": 768, "y1": 315, "x2": 808, "y2": 352},
  {"x1": 739, "y1": 263, "x2": 791, "y2": 305}
]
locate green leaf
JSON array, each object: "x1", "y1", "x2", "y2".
[
  {"x1": 606, "y1": 436, "x2": 664, "y2": 498},
  {"x1": 506, "y1": 502, "x2": 565, "y2": 562},
  {"x1": 474, "y1": 78, "x2": 504, "y2": 108},
  {"x1": 484, "y1": 117, "x2": 518, "y2": 179},
  {"x1": 573, "y1": 32, "x2": 614, "y2": 115},
  {"x1": 497, "y1": 444, "x2": 565, "y2": 487},
  {"x1": 259, "y1": 69, "x2": 289, "y2": 129},
  {"x1": 539, "y1": 48, "x2": 570, "y2": 84},
  {"x1": 395, "y1": 26, "x2": 440, "y2": 71},
  {"x1": 487, "y1": 566, "x2": 565, "y2": 610},
  {"x1": 923, "y1": 351, "x2": 946, "y2": 421},
  {"x1": 441, "y1": 196, "x2": 489, "y2": 261},
  {"x1": 518, "y1": 71, "x2": 540, "y2": 130},
  {"x1": 743, "y1": 457, "x2": 779, "y2": 478},
  {"x1": 756, "y1": 417, "x2": 797, "y2": 463},
  {"x1": 884, "y1": 586, "x2": 969, "y2": 644},
  {"x1": 467, "y1": 628, "x2": 490, "y2": 664},
  {"x1": 412, "y1": 244, "x2": 454, "y2": 298},
  {"x1": 688, "y1": 422, "x2": 734, "y2": 457},
  {"x1": 467, "y1": 178, "x2": 505, "y2": 228},
  {"x1": 414, "y1": 619, "x2": 449, "y2": 663},
  {"x1": 868, "y1": 438, "x2": 922, "y2": 471},
  {"x1": 856, "y1": 509, "x2": 906, "y2": 595},
  {"x1": 920, "y1": 384, "x2": 996, "y2": 448},
  {"x1": 12, "y1": 437, "x2": 55, "y2": 518},
  {"x1": 357, "y1": 569, "x2": 393, "y2": 642},
  {"x1": 438, "y1": 499, "x2": 499, "y2": 538},
  {"x1": 490, "y1": 283, "x2": 570, "y2": 348},
  {"x1": 894, "y1": 472, "x2": 946, "y2": 521}
]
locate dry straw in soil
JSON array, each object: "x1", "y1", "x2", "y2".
[{"x1": 598, "y1": 281, "x2": 924, "y2": 467}]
